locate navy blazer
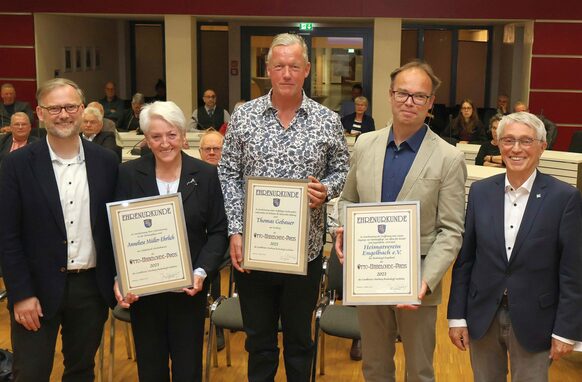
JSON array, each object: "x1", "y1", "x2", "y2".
[
  {"x1": 115, "y1": 152, "x2": 228, "y2": 278},
  {"x1": 447, "y1": 171, "x2": 582, "y2": 352},
  {"x1": 0, "y1": 139, "x2": 119, "y2": 317}
]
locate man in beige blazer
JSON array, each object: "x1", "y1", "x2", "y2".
[{"x1": 335, "y1": 61, "x2": 467, "y2": 382}]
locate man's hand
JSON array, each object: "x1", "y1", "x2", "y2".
[
  {"x1": 183, "y1": 275, "x2": 204, "y2": 296},
  {"x1": 114, "y1": 279, "x2": 139, "y2": 308},
  {"x1": 396, "y1": 280, "x2": 429, "y2": 310},
  {"x1": 550, "y1": 337, "x2": 574, "y2": 360},
  {"x1": 307, "y1": 176, "x2": 327, "y2": 209},
  {"x1": 230, "y1": 234, "x2": 249, "y2": 273},
  {"x1": 334, "y1": 227, "x2": 345, "y2": 264},
  {"x1": 449, "y1": 327, "x2": 470, "y2": 351},
  {"x1": 13, "y1": 297, "x2": 43, "y2": 331}
]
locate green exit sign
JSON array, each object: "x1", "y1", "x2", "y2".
[{"x1": 299, "y1": 23, "x2": 313, "y2": 31}]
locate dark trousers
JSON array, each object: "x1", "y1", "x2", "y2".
[
  {"x1": 129, "y1": 288, "x2": 207, "y2": 382},
  {"x1": 10, "y1": 270, "x2": 108, "y2": 382},
  {"x1": 235, "y1": 255, "x2": 322, "y2": 382}
]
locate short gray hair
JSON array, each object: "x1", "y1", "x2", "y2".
[
  {"x1": 497, "y1": 112, "x2": 547, "y2": 142},
  {"x1": 37, "y1": 78, "x2": 85, "y2": 105},
  {"x1": 132, "y1": 93, "x2": 145, "y2": 105},
  {"x1": 83, "y1": 107, "x2": 104, "y2": 123},
  {"x1": 10, "y1": 112, "x2": 30, "y2": 125},
  {"x1": 266, "y1": 33, "x2": 308, "y2": 65},
  {"x1": 139, "y1": 101, "x2": 186, "y2": 135},
  {"x1": 200, "y1": 129, "x2": 224, "y2": 148},
  {"x1": 354, "y1": 96, "x2": 368, "y2": 106},
  {"x1": 1, "y1": 83, "x2": 15, "y2": 91}
]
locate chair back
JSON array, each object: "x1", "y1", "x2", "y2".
[
  {"x1": 327, "y1": 247, "x2": 344, "y2": 297},
  {"x1": 568, "y1": 131, "x2": 582, "y2": 153}
]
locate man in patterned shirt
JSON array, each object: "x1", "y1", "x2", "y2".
[{"x1": 218, "y1": 33, "x2": 349, "y2": 381}]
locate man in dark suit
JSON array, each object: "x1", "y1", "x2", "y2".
[
  {"x1": 0, "y1": 78, "x2": 119, "y2": 381},
  {"x1": 447, "y1": 112, "x2": 582, "y2": 382},
  {"x1": 0, "y1": 83, "x2": 35, "y2": 129},
  {"x1": 81, "y1": 106, "x2": 122, "y2": 162},
  {"x1": 0, "y1": 112, "x2": 38, "y2": 164}
]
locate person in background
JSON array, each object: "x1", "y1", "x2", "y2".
[
  {"x1": 475, "y1": 114, "x2": 504, "y2": 167},
  {"x1": 442, "y1": 99, "x2": 487, "y2": 144},
  {"x1": 0, "y1": 112, "x2": 38, "y2": 164},
  {"x1": 118, "y1": 93, "x2": 145, "y2": 133},
  {"x1": 114, "y1": 101, "x2": 228, "y2": 382},
  {"x1": 513, "y1": 101, "x2": 558, "y2": 149},
  {"x1": 98, "y1": 81, "x2": 125, "y2": 125},
  {"x1": 339, "y1": 83, "x2": 364, "y2": 117},
  {"x1": 448, "y1": 112, "x2": 582, "y2": 382},
  {"x1": 219, "y1": 33, "x2": 349, "y2": 381},
  {"x1": 0, "y1": 83, "x2": 35, "y2": 130},
  {"x1": 496, "y1": 94, "x2": 510, "y2": 115},
  {"x1": 198, "y1": 128, "x2": 227, "y2": 350},
  {"x1": 0, "y1": 78, "x2": 118, "y2": 381},
  {"x1": 188, "y1": 89, "x2": 231, "y2": 131},
  {"x1": 87, "y1": 101, "x2": 124, "y2": 148},
  {"x1": 81, "y1": 106, "x2": 121, "y2": 162},
  {"x1": 335, "y1": 60, "x2": 467, "y2": 382},
  {"x1": 341, "y1": 96, "x2": 375, "y2": 140}
]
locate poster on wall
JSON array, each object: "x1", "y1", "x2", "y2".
[
  {"x1": 75, "y1": 47, "x2": 82, "y2": 71},
  {"x1": 94, "y1": 47, "x2": 101, "y2": 70},
  {"x1": 85, "y1": 47, "x2": 93, "y2": 71}
]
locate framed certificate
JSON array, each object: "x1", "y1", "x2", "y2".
[
  {"x1": 343, "y1": 202, "x2": 421, "y2": 305},
  {"x1": 107, "y1": 193, "x2": 193, "y2": 296},
  {"x1": 242, "y1": 177, "x2": 310, "y2": 275}
]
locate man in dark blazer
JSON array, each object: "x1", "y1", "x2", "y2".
[
  {"x1": 447, "y1": 112, "x2": 582, "y2": 382},
  {"x1": 0, "y1": 83, "x2": 35, "y2": 129},
  {"x1": 0, "y1": 78, "x2": 118, "y2": 381},
  {"x1": 81, "y1": 106, "x2": 122, "y2": 162},
  {"x1": 0, "y1": 112, "x2": 38, "y2": 164}
]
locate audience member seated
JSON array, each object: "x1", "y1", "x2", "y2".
[
  {"x1": 99, "y1": 81, "x2": 125, "y2": 125},
  {"x1": 341, "y1": 96, "x2": 375, "y2": 139},
  {"x1": 475, "y1": 114, "x2": 504, "y2": 167},
  {"x1": 513, "y1": 101, "x2": 558, "y2": 149},
  {"x1": 198, "y1": 129, "x2": 226, "y2": 350},
  {"x1": 441, "y1": 99, "x2": 487, "y2": 144},
  {"x1": 153, "y1": 79, "x2": 166, "y2": 102},
  {"x1": 496, "y1": 93, "x2": 510, "y2": 115},
  {"x1": 188, "y1": 89, "x2": 230, "y2": 131},
  {"x1": 0, "y1": 83, "x2": 35, "y2": 130},
  {"x1": 0, "y1": 112, "x2": 38, "y2": 164},
  {"x1": 339, "y1": 83, "x2": 363, "y2": 117},
  {"x1": 118, "y1": 93, "x2": 145, "y2": 132},
  {"x1": 87, "y1": 101, "x2": 123, "y2": 147},
  {"x1": 81, "y1": 106, "x2": 122, "y2": 162}
]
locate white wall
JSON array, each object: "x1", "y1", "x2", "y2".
[{"x1": 34, "y1": 14, "x2": 121, "y2": 103}]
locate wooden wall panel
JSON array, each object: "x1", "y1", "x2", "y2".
[
  {"x1": 533, "y1": 23, "x2": 582, "y2": 56},
  {"x1": 0, "y1": 15, "x2": 34, "y2": 46},
  {"x1": 531, "y1": 57, "x2": 582, "y2": 90}
]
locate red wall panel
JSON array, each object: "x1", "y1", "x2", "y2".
[
  {"x1": 528, "y1": 92, "x2": 582, "y2": 125},
  {"x1": 531, "y1": 57, "x2": 582, "y2": 90},
  {"x1": 0, "y1": 15, "x2": 34, "y2": 46},
  {"x1": 552, "y1": 125, "x2": 582, "y2": 151},
  {"x1": 533, "y1": 23, "x2": 582, "y2": 56},
  {"x1": 2, "y1": 0, "x2": 582, "y2": 19},
  {"x1": 0, "y1": 48, "x2": 36, "y2": 78}
]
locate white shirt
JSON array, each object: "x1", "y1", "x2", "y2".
[
  {"x1": 47, "y1": 137, "x2": 96, "y2": 270},
  {"x1": 449, "y1": 170, "x2": 578, "y2": 348}
]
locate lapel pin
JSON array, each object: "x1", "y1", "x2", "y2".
[
  {"x1": 536, "y1": 193, "x2": 541, "y2": 198},
  {"x1": 186, "y1": 178, "x2": 197, "y2": 186}
]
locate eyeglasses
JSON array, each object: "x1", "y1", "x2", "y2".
[
  {"x1": 390, "y1": 90, "x2": 432, "y2": 106},
  {"x1": 461, "y1": 106, "x2": 473, "y2": 110},
  {"x1": 201, "y1": 147, "x2": 222, "y2": 153},
  {"x1": 40, "y1": 104, "x2": 82, "y2": 115},
  {"x1": 499, "y1": 137, "x2": 541, "y2": 147}
]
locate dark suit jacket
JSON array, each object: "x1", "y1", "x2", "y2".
[
  {"x1": 0, "y1": 139, "x2": 119, "y2": 318},
  {"x1": 341, "y1": 113, "x2": 375, "y2": 135},
  {"x1": 0, "y1": 101, "x2": 35, "y2": 127},
  {"x1": 115, "y1": 152, "x2": 228, "y2": 279},
  {"x1": 84, "y1": 131, "x2": 121, "y2": 162},
  {"x1": 0, "y1": 133, "x2": 39, "y2": 163},
  {"x1": 447, "y1": 171, "x2": 582, "y2": 352}
]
